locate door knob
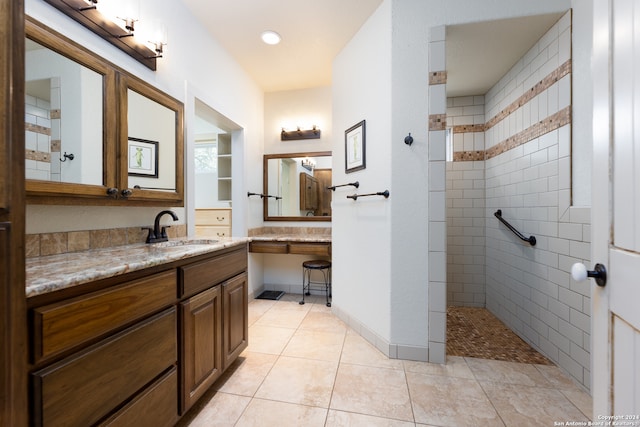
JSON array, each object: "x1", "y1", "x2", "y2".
[{"x1": 571, "y1": 263, "x2": 607, "y2": 287}]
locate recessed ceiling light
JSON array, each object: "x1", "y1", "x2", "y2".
[{"x1": 261, "y1": 30, "x2": 281, "y2": 45}]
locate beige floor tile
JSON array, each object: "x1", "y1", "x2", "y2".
[
  {"x1": 340, "y1": 332, "x2": 404, "y2": 370},
  {"x1": 255, "y1": 356, "x2": 338, "y2": 407},
  {"x1": 560, "y1": 388, "x2": 593, "y2": 420},
  {"x1": 466, "y1": 357, "x2": 553, "y2": 387},
  {"x1": 254, "y1": 306, "x2": 309, "y2": 328},
  {"x1": 247, "y1": 324, "x2": 295, "y2": 354},
  {"x1": 407, "y1": 371, "x2": 504, "y2": 426},
  {"x1": 403, "y1": 355, "x2": 475, "y2": 379},
  {"x1": 179, "y1": 392, "x2": 251, "y2": 427},
  {"x1": 482, "y1": 381, "x2": 589, "y2": 426},
  {"x1": 299, "y1": 310, "x2": 348, "y2": 333},
  {"x1": 282, "y1": 328, "x2": 345, "y2": 362},
  {"x1": 534, "y1": 364, "x2": 582, "y2": 390},
  {"x1": 214, "y1": 351, "x2": 278, "y2": 396},
  {"x1": 248, "y1": 299, "x2": 276, "y2": 325},
  {"x1": 326, "y1": 409, "x2": 416, "y2": 426},
  {"x1": 235, "y1": 398, "x2": 328, "y2": 427},
  {"x1": 331, "y1": 363, "x2": 414, "y2": 422}
]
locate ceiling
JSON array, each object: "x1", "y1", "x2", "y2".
[
  {"x1": 446, "y1": 12, "x2": 565, "y2": 97},
  {"x1": 181, "y1": 0, "x2": 383, "y2": 93},
  {"x1": 181, "y1": 1, "x2": 565, "y2": 96}
]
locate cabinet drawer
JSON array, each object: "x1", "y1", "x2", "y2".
[
  {"x1": 195, "y1": 209, "x2": 231, "y2": 225},
  {"x1": 32, "y1": 270, "x2": 176, "y2": 362},
  {"x1": 99, "y1": 367, "x2": 178, "y2": 427},
  {"x1": 180, "y1": 247, "x2": 247, "y2": 298},
  {"x1": 249, "y1": 241, "x2": 288, "y2": 254},
  {"x1": 32, "y1": 308, "x2": 177, "y2": 427},
  {"x1": 289, "y1": 242, "x2": 331, "y2": 256},
  {"x1": 196, "y1": 225, "x2": 231, "y2": 238}
]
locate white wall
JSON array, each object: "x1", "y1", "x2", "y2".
[{"x1": 333, "y1": 0, "x2": 394, "y2": 349}]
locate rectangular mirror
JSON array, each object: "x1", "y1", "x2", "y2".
[
  {"x1": 25, "y1": 17, "x2": 184, "y2": 206},
  {"x1": 25, "y1": 16, "x2": 118, "y2": 201},
  {"x1": 263, "y1": 152, "x2": 332, "y2": 222},
  {"x1": 118, "y1": 74, "x2": 184, "y2": 204}
]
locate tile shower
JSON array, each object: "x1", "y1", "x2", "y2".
[{"x1": 439, "y1": 11, "x2": 592, "y2": 390}]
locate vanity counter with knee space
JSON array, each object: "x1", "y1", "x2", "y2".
[
  {"x1": 26, "y1": 237, "x2": 249, "y2": 426},
  {"x1": 248, "y1": 227, "x2": 331, "y2": 256}
]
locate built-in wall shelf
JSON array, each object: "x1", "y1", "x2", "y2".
[{"x1": 217, "y1": 134, "x2": 232, "y2": 202}]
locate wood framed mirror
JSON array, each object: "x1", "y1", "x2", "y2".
[
  {"x1": 263, "y1": 151, "x2": 332, "y2": 222},
  {"x1": 25, "y1": 16, "x2": 117, "y2": 202},
  {"x1": 24, "y1": 17, "x2": 184, "y2": 206}
]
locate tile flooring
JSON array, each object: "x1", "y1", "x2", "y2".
[{"x1": 178, "y1": 294, "x2": 592, "y2": 427}]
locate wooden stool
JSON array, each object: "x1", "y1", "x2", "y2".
[{"x1": 299, "y1": 260, "x2": 332, "y2": 307}]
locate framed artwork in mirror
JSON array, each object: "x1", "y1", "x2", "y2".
[
  {"x1": 345, "y1": 120, "x2": 366, "y2": 173},
  {"x1": 128, "y1": 137, "x2": 158, "y2": 178}
]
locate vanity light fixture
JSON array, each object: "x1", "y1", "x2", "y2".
[
  {"x1": 301, "y1": 158, "x2": 315, "y2": 171},
  {"x1": 43, "y1": 0, "x2": 161, "y2": 70},
  {"x1": 281, "y1": 125, "x2": 321, "y2": 141},
  {"x1": 261, "y1": 30, "x2": 281, "y2": 45},
  {"x1": 79, "y1": 0, "x2": 97, "y2": 11}
]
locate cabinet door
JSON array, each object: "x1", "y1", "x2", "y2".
[
  {"x1": 222, "y1": 273, "x2": 248, "y2": 369},
  {"x1": 180, "y1": 285, "x2": 222, "y2": 413}
]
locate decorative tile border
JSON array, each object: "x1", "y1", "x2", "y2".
[
  {"x1": 485, "y1": 106, "x2": 571, "y2": 160},
  {"x1": 25, "y1": 150, "x2": 50, "y2": 162},
  {"x1": 485, "y1": 59, "x2": 571, "y2": 131},
  {"x1": 429, "y1": 114, "x2": 446, "y2": 131},
  {"x1": 451, "y1": 60, "x2": 572, "y2": 162},
  {"x1": 25, "y1": 122, "x2": 51, "y2": 136},
  {"x1": 429, "y1": 71, "x2": 447, "y2": 85},
  {"x1": 452, "y1": 124, "x2": 485, "y2": 134},
  {"x1": 453, "y1": 150, "x2": 485, "y2": 162},
  {"x1": 50, "y1": 109, "x2": 61, "y2": 119}
]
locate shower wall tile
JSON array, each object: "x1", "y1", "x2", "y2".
[
  {"x1": 428, "y1": 27, "x2": 448, "y2": 364},
  {"x1": 444, "y1": 10, "x2": 589, "y2": 391}
]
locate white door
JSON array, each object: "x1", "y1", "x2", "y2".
[{"x1": 591, "y1": 0, "x2": 640, "y2": 418}]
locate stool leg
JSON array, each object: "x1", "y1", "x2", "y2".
[
  {"x1": 299, "y1": 266, "x2": 306, "y2": 305},
  {"x1": 323, "y1": 268, "x2": 331, "y2": 307}
]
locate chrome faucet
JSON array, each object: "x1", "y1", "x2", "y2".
[{"x1": 144, "y1": 210, "x2": 179, "y2": 243}]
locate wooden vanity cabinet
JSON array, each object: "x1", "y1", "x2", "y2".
[
  {"x1": 178, "y1": 246, "x2": 248, "y2": 414},
  {"x1": 28, "y1": 244, "x2": 249, "y2": 426}
]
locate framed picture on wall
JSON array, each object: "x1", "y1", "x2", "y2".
[
  {"x1": 345, "y1": 120, "x2": 366, "y2": 173},
  {"x1": 128, "y1": 137, "x2": 159, "y2": 178}
]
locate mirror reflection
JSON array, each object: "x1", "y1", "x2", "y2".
[
  {"x1": 25, "y1": 38, "x2": 103, "y2": 185},
  {"x1": 127, "y1": 89, "x2": 176, "y2": 191},
  {"x1": 264, "y1": 152, "x2": 332, "y2": 221}
]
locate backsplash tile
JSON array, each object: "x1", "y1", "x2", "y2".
[
  {"x1": 26, "y1": 224, "x2": 187, "y2": 258},
  {"x1": 67, "y1": 231, "x2": 90, "y2": 252},
  {"x1": 40, "y1": 232, "x2": 67, "y2": 256}
]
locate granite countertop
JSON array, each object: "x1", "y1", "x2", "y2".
[
  {"x1": 26, "y1": 237, "x2": 248, "y2": 298},
  {"x1": 249, "y1": 234, "x2": 331, "y2": 243}
]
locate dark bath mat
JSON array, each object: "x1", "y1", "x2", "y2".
[{"x1": 256, "y1": 290, "x2": 285, "y2": 300}]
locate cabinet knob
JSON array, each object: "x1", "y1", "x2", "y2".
[
  {"x1": 121, "y1": 189, "x2": 133, "y2": 198},
  {"x1": 106, "y1": 188, "x2": 118, "y2": 198},
  {"x1": 571, "y1": 263, "x2": 607, "y2": 287}
]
